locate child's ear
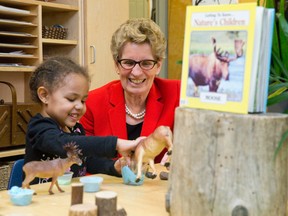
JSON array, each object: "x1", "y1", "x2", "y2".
[{"x1": 37, "y1": 86, "x2": 49, "y2": 104}]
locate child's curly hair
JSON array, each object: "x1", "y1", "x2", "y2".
[{"x1": 29, "y1": 56, "x2": 89, "y2": 103}]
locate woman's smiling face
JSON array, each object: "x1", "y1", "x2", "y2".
[{"x1": 117, "y1": 42, "x2": 162, "y2": 96}]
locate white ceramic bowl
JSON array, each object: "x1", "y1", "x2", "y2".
[
  {"x1": 8, "y1": 186, "x2": 34, "y2": 206},
  {"x1": 57, "y1": 171, "x2": 74, "y2": 185},
  {"x1": 79, "y1": 176, "x2": 103, "y2": 193}
]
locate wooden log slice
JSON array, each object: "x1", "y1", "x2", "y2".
[
  {"x1": 69, "y1": 203, "x2": 97, "y2": 216},
  {"x1": 95, "y1": 191, "x2": 117, "y2": 216}
]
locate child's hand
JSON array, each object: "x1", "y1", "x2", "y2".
[{"x1": 116, "y1": 136, "x2": 146, "y2": 157}]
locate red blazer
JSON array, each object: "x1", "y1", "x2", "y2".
[{"x1": 80, "y1": 77, "x2": 180, "y2": 162}]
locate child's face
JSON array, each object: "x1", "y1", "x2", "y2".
[{"x1": 42, "y1": 73, "x2": 89, "y2": 130}]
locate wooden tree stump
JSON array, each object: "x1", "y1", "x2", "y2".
[
  {"x1": 69, "y1": 203, "x2": 97, "y2": 216},
  {"x1": 71, "y1": 183, "x2": 84, "y2": 205},
  {"x1": 95, "y1": 191, "x2": 126, "y2": 216},
  {"x1": 167, "y1": 108, "x2": 288, "y2": 216},
  {"x1": 95, "y1": 191, "x2": 117, "y2": 215}
]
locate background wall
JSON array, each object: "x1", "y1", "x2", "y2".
[
  {"x1": 130, "y1": 0, "x2": 194, "y2": 80},
  {"x1": 129, "y1": 0, "x2": 168, "y2": 78},
  {"x1": 167, "y1": 0, "x2": 192, "y2": 80}
]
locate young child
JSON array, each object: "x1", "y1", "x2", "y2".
[{"x1": 24, "y1": 56, "x2": 142, "y2": 183}]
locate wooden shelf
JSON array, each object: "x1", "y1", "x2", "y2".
[
  {"x1": 0, "y1": 5, "x2": 36, "y2": 16},
  {"x1": 42, "y1": 38, "x2": 77, "y2": 45},
  {"x1": 0, "y1": 31, "x2": 37, "y2": 38},
  {"x1": 0, "y1": 0, "x2": 37, "y2": 6},
  {"x1": 0, "y1": 11, "x2": 37, "y2": 17},
  {"x1": 0, "y1": 148, "x2": 25, "y2": 158},
  {"x1": 0, "y1": 54, "x2": 36, "y2": 58},
  {"x1": 0, "y1": 43, "x2": 37, "y2": 49},
  {"x1": 41, "y1": 2, "x2": 78, "y2": 12},
  {"x1": 0, "y1": 18, "x2": 37, "y2": 27},
  {"x1": 0, "y1": 66, "x2": 35, "y2": 72}
]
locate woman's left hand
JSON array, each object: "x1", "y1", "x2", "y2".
[
  {"x1": 116, "y1": 136, "x2": 146, "y2": 157},
  {"x1": 115, "y1": 137, "x2": 146, "y2": 174}
]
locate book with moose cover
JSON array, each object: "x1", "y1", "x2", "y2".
[{"x1": 179, "y1": 3, "x2": 275, "y2": 114}]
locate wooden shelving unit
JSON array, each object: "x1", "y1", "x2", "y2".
[
  {"x1": 0, "y1": 0, "x2": 82, "y2": 157},
  {"x1": 0, "y1": 0, "x2": 39, "y2": 75}
]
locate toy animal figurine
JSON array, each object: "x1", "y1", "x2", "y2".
[
  {"x1": 134, "y1": 125, "x2": 173, "y2": 182},
  {"x1": 22, "y1": 142, "x2": 82, "y2": 195}
]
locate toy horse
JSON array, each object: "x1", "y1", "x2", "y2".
[
  {"x1": 22, "y1": 142, "x2": 82, "y2": 195},
  {"x1": 133, "y1": 125, "x2": 173, "y2": 182}
]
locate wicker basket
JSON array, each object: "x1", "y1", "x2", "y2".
[
  {"x1": 0, "y1": 163, "x2": 10, "y2": 190},
  {"x1": 0, "y1": 161, "x2": 15, "y2": 191},
  {"x1": 42, "y1": 26, "x2": 67, "y2": 40}
]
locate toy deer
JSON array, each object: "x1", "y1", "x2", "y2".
[
  {"x1": 22, "y1": 142, "x2": 82, "y2": 195},
  {"x1": 133, "y1": 125, "x2": 173, "y2": 182}
]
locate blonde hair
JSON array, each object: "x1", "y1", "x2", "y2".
[{"x1": 110, "y1": 18, "x2": 166, "y2": 62}]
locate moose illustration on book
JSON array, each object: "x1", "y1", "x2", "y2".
[
  {"x1": 188, "y1": 37, "x2": 245, "y2": 96},
  {"x1": 133, "y1": 125, "x2": 173, "y2": 182},
  {"x1": 22, "y1": 142, "x2": 82, "y2": 195}
]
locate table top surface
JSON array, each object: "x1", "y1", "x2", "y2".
[{"x1": 0, "y1": 164, "x2": 169, "y2": 216}]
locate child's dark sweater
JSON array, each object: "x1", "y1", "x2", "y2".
[{"x1": 24, "y1": 113, "x2": 120, "y2": 183}]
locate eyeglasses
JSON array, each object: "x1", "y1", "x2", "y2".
[{"x1": 117, "y1": 59, "x2": 158, "y2": 70}]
